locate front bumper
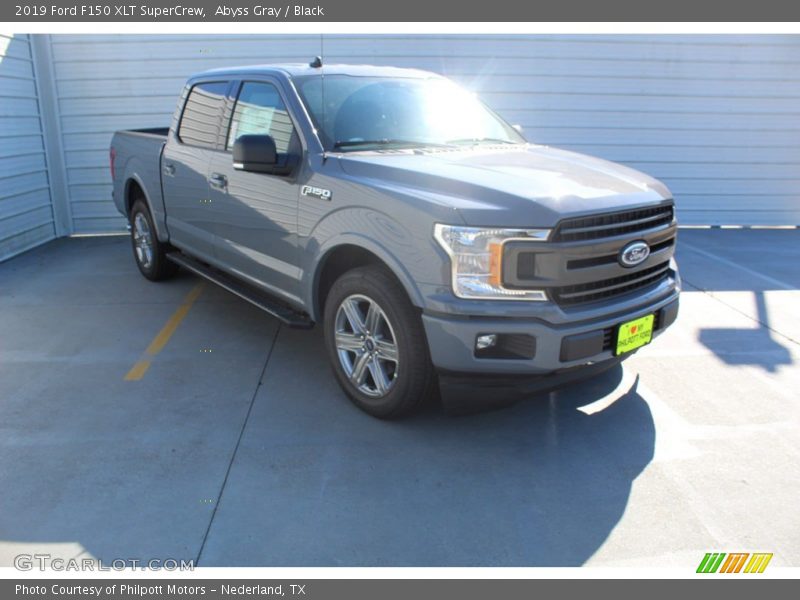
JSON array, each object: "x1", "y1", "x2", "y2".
[
  {"x1": 437, "y1": 354, "x2": 626, "y2": 415},
  {"x1": 422, "y1": 290, "x2": 679, "y2": 375}
]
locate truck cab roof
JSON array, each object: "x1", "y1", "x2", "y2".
[{"x1": 190, "y1": 63, "x2": 440, "y2": 82}]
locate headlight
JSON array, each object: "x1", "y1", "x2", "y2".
[{"x1": 433, "y1": 224, "x2": 550, "y2": 300}]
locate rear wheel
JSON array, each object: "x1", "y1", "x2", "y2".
[
  {"x1": 130, "y1": 199, "x2": 177, "y2": 281},
  {"x1": 323, "y1": 265, "x2": 436, "y2": 419}
]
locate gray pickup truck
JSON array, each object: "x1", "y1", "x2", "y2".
[{"x1": 110, "y1": 61, "x2": 680, "y2": 418}]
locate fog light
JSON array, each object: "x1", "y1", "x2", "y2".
[
  {"x1": 476, "y1": 334, "x2": 498, "y2": 350},
  {"x1": 474, "y1": 334, "x2": 537, "y2": 359}
]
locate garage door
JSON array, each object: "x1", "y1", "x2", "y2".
[{"x1": 47, "y1": 34, "x2": 800, "y2": 232}]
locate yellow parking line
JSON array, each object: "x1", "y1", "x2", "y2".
[
  {"x1": 124, "y1": 359, "x2": 152, "y2": 381},
  {"x1": 124, "y1": 282, "x2": 205, "y2": 381}
]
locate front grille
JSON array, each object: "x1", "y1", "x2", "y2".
[
  {"x1": 566, "y1": 236, "x2": 675, "y2": 270},
  {"x1": 551, "y1": 261, "x2": 671, "y2": 306},
  {"x1": 552, "y1": 205, "x2": 674, "y2": 243}
]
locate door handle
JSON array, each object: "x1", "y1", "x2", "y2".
[
  {"x1": 163, "y1": 163, "x2": 176, "y2": 176},
  {"x1": 209, "y1": 173, "x2": 228, "y2": 189}
]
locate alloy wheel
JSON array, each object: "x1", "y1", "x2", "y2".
[
  {"x1": 132, "y1": 212, "x2": 154, "y2": 270},
  {"x1": 334, "y1": 294, "x2": 399, "y2": 398}
]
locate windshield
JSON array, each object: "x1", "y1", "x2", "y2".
[{"x1": 294, "y1": 75, "x2": 526, "y2": 151}]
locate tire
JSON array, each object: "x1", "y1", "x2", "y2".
[
  {"x1": 130, "y1": 199, "x2": 178, "y2": 281},
  {"x1": 323, "y1": 265, "x2": 436, "y2": 419}
]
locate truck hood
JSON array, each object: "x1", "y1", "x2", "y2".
[{"x1": 337, "y1": 144, "x2": 672, "y2": 227}]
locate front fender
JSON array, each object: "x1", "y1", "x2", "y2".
[{"x1": 303, "y1": 208, "x2": 445, "y2": 321}]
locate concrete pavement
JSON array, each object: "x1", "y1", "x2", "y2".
[{"x1": 0, "y1": 229, "x2": 797, "y2": 568}]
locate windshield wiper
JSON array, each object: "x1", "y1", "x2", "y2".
[
  {"x1": 445, "y1": 137, "x2": 518, "y2": 145},
  {"x1": 333, "y1": 139, "x2": 451, "y2": 150}
]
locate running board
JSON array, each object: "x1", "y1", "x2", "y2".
[{"x1": 166, "y1": 252, "x2": 313, "y2": 329}]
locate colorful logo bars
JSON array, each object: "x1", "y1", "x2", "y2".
[{"x1": 696, "y1": 552, "x2": 773, "y2": 573}]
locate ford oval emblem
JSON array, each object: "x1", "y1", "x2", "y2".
[{"x1": 619, "y1": 241, "x2": 650, "y2": 267}]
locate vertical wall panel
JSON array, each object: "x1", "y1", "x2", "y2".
[
  {"x1": 47, "y1": 34, "x2": 800, "y2": 231},
  {"x1": 0, "y1": 33, "x2": 56, "y2": 261}
]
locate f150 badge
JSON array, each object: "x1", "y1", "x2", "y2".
[
  {"x1": 619, "y1": 240, "x2": 650, "y2": 267},
  {"x1": 301, "y1": 185, "x2": 332, "y2": 201}
]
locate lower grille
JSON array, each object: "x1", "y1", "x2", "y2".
[
  {"x1": 551, "y1": 261, "x2": 671, "y2": 306},
  {"x1": 600, "y1": 299, "x2": 674, "y2": 352},
  {"x1": 602, "y1": 327, "x2": 614, "y2": 351}
]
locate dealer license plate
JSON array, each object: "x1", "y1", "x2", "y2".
[{"x1": 615, "y1": 314, "x2": 655, "y2": 355}]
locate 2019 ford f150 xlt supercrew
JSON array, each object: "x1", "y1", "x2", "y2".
[{"x1": 110, "y1": 62, "x2": 680, "y2": 418}]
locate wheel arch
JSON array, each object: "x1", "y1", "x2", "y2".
[
  {"x1": 123, "y1": 173, "x2": 169, "y2": 243},
  {"x1": 124, "y1": 177, "x2": 147, "y2": 217},
  {"x1": 311, "y1": 238, "x2": 425, "y2": 323}
]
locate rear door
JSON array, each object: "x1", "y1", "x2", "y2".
[
  {"x1": 162, "y1": 80, "x2": 230, "y2": 262},
  {"x1": 207, "y1": 79, "x2": 304, "y2": 306}
]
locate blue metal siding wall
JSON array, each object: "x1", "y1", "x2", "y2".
[
  {"x1": 42, "y1": 34, "x2": 800, "y2": 233},
  {"x1": 0, "y1": 34, "x2": 56, "y2": 261}
]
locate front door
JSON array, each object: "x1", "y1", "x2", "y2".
[{"x1": 207, "y1": 80, "x2": 303, "y2": 306}]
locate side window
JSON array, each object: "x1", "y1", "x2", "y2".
[
  {"x1": 177, "y1": 81, "x2": 229, "y2": 148},
  {"x1": 227, "y1": 82, "x2": 295, "y2": 154}
]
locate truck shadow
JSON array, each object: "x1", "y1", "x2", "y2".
[
  {"x1": 199, "y1": 325, "x2": 656, "y2": 567},
  {"x1": 405, "y1": 366, "x2": 655, "y2": 566}
]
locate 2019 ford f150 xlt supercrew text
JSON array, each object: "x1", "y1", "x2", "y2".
[{"x1": 110, "y1": 62, "x2": 680, "y2": 418}]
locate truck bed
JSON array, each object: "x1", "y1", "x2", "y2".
[{"x1": 110, "y1": 127, "x2": 169, "y2": 223}]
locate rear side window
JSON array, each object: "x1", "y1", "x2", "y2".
[
  {"x1": 227, "y1": 82, "x2": 295, "y2": 153},
  {"x1": 177, "y1": 81, "x2": 229, "y2": 148}
]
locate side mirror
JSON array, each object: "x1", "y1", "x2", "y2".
[{"x1": 233, "y1": 134, "x2": 278, "y2": 173}]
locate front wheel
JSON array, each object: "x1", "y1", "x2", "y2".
[{"x1": 323, "y1": 265, "x2": 436, "y2": 419}]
